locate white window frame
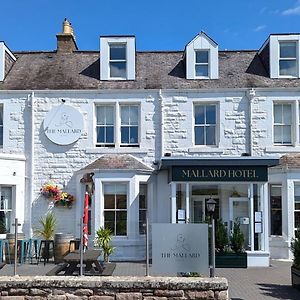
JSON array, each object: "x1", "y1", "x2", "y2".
[
  {"x1": 0, "y1": 186, "x2": 13, "y2": 237},
  {"x1": 139, "y1": 183, "x2": 147, "y2": 235},
  {"x1": 95, "y1": 102, "x2": 140, "y2": 148},
  {"x1": 0, "y1": 105, "x2": 3, "y2": 147},
  {"x1": 279, "y1": 41, "x2": 298, "y2": 78},
  {"x1": 96, "y1": 105, "x2": 115, "y2": 147},
  {"x1": 273, "y1": 102, "x2": 293, "y2": 145},
  {"x1": 120, "y1": 104, "x2": 139, "y2": 147},
  {"x1": 109, "y1": 43, "x2": 127, "y2": 80},
  {"x1": 193, "y1": 103, "x2": 218, "y2": 146},
  {"x1": 103, "y1": 182, "x2": 128, "y2": 237},
  {"x1": 294, "y1": 183, "x2": 300, "y2": 234},
  {"x1": 195, "y1": 50, "x2": 210, "y2": 79}
]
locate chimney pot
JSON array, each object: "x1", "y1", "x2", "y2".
[{"x1": 56, "y1": 19, "x2": 78, "y2": 53}]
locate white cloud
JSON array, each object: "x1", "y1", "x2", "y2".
[
  {"x1": 282, "y1": 1, "x2": 300, "y2": 15},
  {"x1": 254, "y1": 25, "x2": 266, "y2": 32}
]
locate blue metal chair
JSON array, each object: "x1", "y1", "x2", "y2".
[{"x1": 27, "y1": 238, "x2": 41, "y2": 263}]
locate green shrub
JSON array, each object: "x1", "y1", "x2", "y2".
[
  {"x1": 215, "y1": 219, "x2": 229, "y2": 253},
  {"x1": 230, "y1": 221, "x2": 245, "y2": 253}
]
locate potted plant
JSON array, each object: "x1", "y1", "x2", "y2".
[
  {"x1": 94, "y1": 227, "x2": 115, "y2": 263},
  {"x1": 291, "y1": 229, "x2": 300, "y2": 289},
  {"x1": 35, "y1": 213, "x2": 57, "y2": 262}
]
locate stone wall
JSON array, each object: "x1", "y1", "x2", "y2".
[{"x1": 0, "y1": 276, "x2": 228, "y2": 300}]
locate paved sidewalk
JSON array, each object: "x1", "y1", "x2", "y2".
[{"x1": 0, "y1": 259, "x2": 299, "y2": 299}]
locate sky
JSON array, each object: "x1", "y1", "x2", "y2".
[{"x1": 0, "y1": 0, "x2": 299, "y2": 52}]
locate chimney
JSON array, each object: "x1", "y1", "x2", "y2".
[{"x1": 56, "y1": 18, "x2": 78, "y2": 53}]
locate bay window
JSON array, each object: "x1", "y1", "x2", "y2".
[
  {"x1": 294, "y1": 184, "x2": 300, "y2": 233},
  {"x1": 139, "y1": 184, "x2": 147, "y2": 234},
  {"x1": 270, "y1": 185, "x2": 282, "y2": 236}
]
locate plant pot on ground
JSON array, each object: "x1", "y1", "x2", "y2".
[
  {"x1": 94, "y1": 227, "x2": 115, "y2": 263},
  {"x1": 291, "y1": 229, "x2": 300, "y2": 289},
  {"x1": 35, "y1": 213, "x2": 57, "y2": 259}
]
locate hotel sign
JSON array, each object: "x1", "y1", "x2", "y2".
[
  {"x1": 43, "y1": 105, "x2": 84, "y2": 145},
  {"x1": 172, "y1": 166, "x2": 268, "y2": 182},
  {"x1": 152, "y1": 224, "x2": 209, "y2": 275}
]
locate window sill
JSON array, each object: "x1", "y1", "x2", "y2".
[
  {"x1": 188, "y1": 147, "x2": 223, "y2": 153},
  {"x1": 86, "y1": 147, "x2": 148, "y2": 154},
  {"x1": 265, "y1": 146, "x2": 300, "y2": 153}
]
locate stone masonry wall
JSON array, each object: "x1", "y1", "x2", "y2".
[{"x1": 0, "y1": 276, "x2": 228, "y2": 300}]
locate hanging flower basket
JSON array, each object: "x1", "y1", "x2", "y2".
[{"x1": 40, "y1": 183, "x2": 75, "y2": 208}]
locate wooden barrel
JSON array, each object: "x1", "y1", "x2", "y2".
[
  {"x1": 6, "y1": 232, "x2": 26, "y2": 263},
  {"x1": 54, "y1": 233, "x2": 73, "y2": 264}
]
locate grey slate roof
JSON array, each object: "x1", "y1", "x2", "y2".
[
  {"x1": 80, "y1": 154, "x2": 153, "y2": 172},
  {"x1": 279, "y1": 154, "x2": 300, "y2": 169},
  {"x1": 1, "y1": 50, "x2": 300, "y2": 90}
]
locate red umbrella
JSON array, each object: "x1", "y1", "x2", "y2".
[{"x1": 83, "y1": 192, "x2": 89, "y2": 249}]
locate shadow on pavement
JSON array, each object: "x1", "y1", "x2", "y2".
[{"x1": 257, "y1": 283, "x2": 300, "y2": 299}]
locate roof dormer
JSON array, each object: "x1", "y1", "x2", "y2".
[
  {"x1": 185, "y1": 31, "x2": 218, "y2": 80},
  {"x1": 0, "y1": 42, "x2": 16, "y2": 81},
  {"x1": 259, "y1": 34, "x2": 300, "y2": 79},
  {"x1": 100, "y1": 36, "x2": 136, "y2": 81}
]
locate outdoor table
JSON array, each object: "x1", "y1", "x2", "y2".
[{"x1": 62, "y1": 249, "x2": 103, "y2": 275}]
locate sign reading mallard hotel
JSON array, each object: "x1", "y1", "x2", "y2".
[{"x1": 172, "y1": 166, "x2": 268, "y2": 182}]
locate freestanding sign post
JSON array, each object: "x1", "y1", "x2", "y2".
[{"x1": 152, "y1": 224, "x2": 209, "y2": 275}]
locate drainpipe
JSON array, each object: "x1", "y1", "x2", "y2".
[
  {"x1": 246, "y1": 88, "x2": 256, "y2": 156},
  {"x1": 158, "y1": 89, "x2": 164, "y2": 158},
  {"x1": 28, "y1": 91, "x2": 34, "y2": 237}
]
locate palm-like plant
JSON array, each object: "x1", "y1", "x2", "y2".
[
  {"x1": 35, "y1": 213, "x2": 57, "y2": 240},
  {"x1": 292, "y1": 230, "x2": 300, "y2": 269},
  {"x1": 95, "y1": 227, "x2": 114, "y2": 262}
]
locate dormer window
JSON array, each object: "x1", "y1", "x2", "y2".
[
  {"x1": 109, "y1": 44, "x2": 127, "y2": 79},
  {"x1": 100, "y1": 36, "x2": 135, "y2": 81},
  {"x1": 185, "y1": 32, "x2": 218, "y2": 80},
  {"x1": 279, "y1": 42, "x2": 297, "y2": 77},
  {"x1": 195, "y1": 50, "x2": 209, "y2": 78}
]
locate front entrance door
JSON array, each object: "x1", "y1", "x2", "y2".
[
  {"x1": 191, "y1": 196, "x2": 219, "y2": 223},
  {"x1": 229, "y1": 197, "x2": 250, "y2": 249}
]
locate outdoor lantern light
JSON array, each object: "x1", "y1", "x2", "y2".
[
  {"x1": 207, "y1": 197, "x2": 216, "y2": 278},
  {"x1": 206, "y1": 197, "x2": 216, "y2": 215}
]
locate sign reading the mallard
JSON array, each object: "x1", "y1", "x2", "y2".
[
  {"x1": 44, "y1": 105, "x2": 84, "y2": 145},
  {"x1": 172, "y1": 166, "x2": 268, "y2": 182}
]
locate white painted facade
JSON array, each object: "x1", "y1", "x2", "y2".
[{"x1": 0, "y1": 87, "x2": 299, "y2": 264}]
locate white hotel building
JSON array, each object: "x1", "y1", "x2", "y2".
[{"x1": 1, "y1": 21, "x2": 300, "y2": 266}]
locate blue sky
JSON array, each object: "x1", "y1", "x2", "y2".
[{"x1": 0, "y1": 0, "x2": 299, "y2": 52}]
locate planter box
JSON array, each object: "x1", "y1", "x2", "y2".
[
  {"x1": 291, "y1": 266, "x2": 300, "y2": 290},
  {"x1": 215, "y1": 252, "x2": 247, "y2": 268}
]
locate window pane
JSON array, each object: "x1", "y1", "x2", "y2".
[
  {"x1": 116, "y1": 184, "x2": 127, "y2": 194},
  {"x1": 106, "y1": 126, "x2": 114, "y2": 143},
  {"x1": 195, "y1": 106, "x2": 205, "y2": 124},
  {"x1": 130, "y1": 106, "x2": 139, "y2": 125},
  {"x1": 0, "y1": 211, "x2": 10, "y2": 234},
  {"x1": 274, "y1": 126, "x2": 282, "y2": 143},
  {"x1": 116, "y1": 194, "x2": 127, "y2": 209},
  {"x1": 104, "y1": 194, "x2": 115, "y2": 209},
  {"x1": 196, "y1": 51, "x2": 208, "y2": 63},
  {"x1": 282, "y1": 125, "x2": 291, "y2": 144},
  {"x1": 195, "y1": 127, "x2": 204, "y2": 145},
  {"x1": 110, "y1": 45, "x2": 126, "y2": 60},
  {"x1": 279, "y1": 60, "x2": 297, "y2": 76},
  {"x1": 270, "y1": 185, "x2": 282, "y2": 235},
  {"x1": 110, "y1": 62, "x2": 126, "y2": 78},
  {"x1": 104, "y1": 211, "x2": 115, "y2": 233},
  {"x1": 206, "y1": 105, "x2": 216, "y2": 124},
  {"x1": 97, "y1": 107, "x2": 105, "y2": 125},
  {"x1": 0, "y1": 107, "x2": 2, "y2": 124},
  {"x1": 97, "y1": 127, "x2": 105, "y2": 143},
  {"x1": 295, "y1": 212, "x2": 300, "y2": 230},
  {"x1": 116, "y1": 211, "x2": 127, "y2": 235},
  {"x1": 121, "y1": 106, "x2": 130, "y2": 125},
  {"x1": 280, "y1": 42, "x2": 296, "y2": 58},
  {"x1": 0, "y1": 128, "x2": 2, "y2": 146},
  {"x1": 206, "y1": 126, "x2": 216, "y2": 145},
  {"x1": 195, "y1": 65, "x2": 208, "y2": 77},
  {"x1": 130, "y1": 126, "x2": 138, "y2": 143},
  {"x1": 282, "y1": 105, "x2": 292, "y2": 124},
  {"x1": 274, "y1": 105, "x2": 282, "y2": 123},
  {"x1": 139, "y1": 185, "x2": 147, "y2": 209},
  {"x1": 105, "y1": 107, "x2": 114, "y2": 125},
  {"x1": 139, "y1": 211, "x2": 146, "y2": 234},
  {"x1": 121, "y1": 127, "x2": 129, "y2": 144}
]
